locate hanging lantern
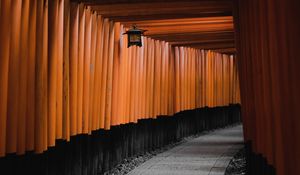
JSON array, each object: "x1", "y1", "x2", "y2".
[{"x1": 123, "y1": 25, "x2": 147, "y2": 48}]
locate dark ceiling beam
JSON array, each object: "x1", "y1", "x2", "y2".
[
  {"x1": 122, "y1": 16, "x2": 233, "y2": 27},
  {"x1": 79, "y1": 0, "x2": 233, "y2": 7},
  {"x1": 148, "y1": 31, "x2": 234, "y2": 38},
  {"x1": 168, "y1": 38, "x2": 234, "y2": 45},
  {"x1": 172, "y1": 41, "x2": 235, "y2": 50},
  {"x1": 149, "y1": 31, "x2": 234, "y2": 42},
  {"x1": 144, "y1": 28, "x2": 233, "y2": 36},
  {"x1": 212, "y1": 48, "x2": 236, "y2": 54},
  {"x1": 74, "y1": 0, "x2": 231, "y2": 5},
  {"x1": 89, "y1": 2, "x2": 232, "y2": 15},
  {"x1": 107, "y1": 12, "x2": 232, "y2": 22},
  {"x1": 85, "y1": 0, "x2": 233, "y2": 21}
]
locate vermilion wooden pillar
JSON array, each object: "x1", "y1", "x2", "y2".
[
  {"x1": 69, "y1": 2, "x2": 79, "y2": 136},
  {"x1": 7, "y1": 0, "x2": 22, "y2": 154},
  {"x1": 27, "y1": 0, "x2": 37, "y2": 150},
  {"x1": 0, "y1": 0, "x2": 11, "y2": 157},
  {"x1": 17, "y1": 0, "x2": 30, "y2": 155},
  {"x1": 235, "y1": 0, "x2": 300, "y2": 174},
  {"x1": 35, "y1": 0, "x2": 48, "y2": 153}
]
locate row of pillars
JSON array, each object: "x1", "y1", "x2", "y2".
[{"x1": 0, "y1": 105, "x2": 241, "y2": 175}]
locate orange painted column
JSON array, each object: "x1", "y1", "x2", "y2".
[
  {"x1": 82, "y1": 7, "x2": 91, "y2": 134},
  {"x1": 187, "y1": 48, "x2": 191, "y2": 109},
  {"x1": 144, "y1": 38, "x2": 150, "y2": 118},
  {"x1": 26, "y1": 0, "x2": 37, "y2": 150},
  {"x1": 180, "y1": 47, "x2": 186, "y2": 110},
  {"x1": 140, "y1": 40, "x2": 146, "y2": 119},
  {"x1": 174, "y1": 47, "x2": 181, "y2": 113},
  {"x1": 117, "y1": 25, "x2": 126, "y2": 124},
  {"x1": 99, "y1": 18, "x2": 109, "y2": 128},
  {"x1": 195, "y1": 50, "x2": 200, "y2": 108},
  {"x1": 77, "y1": 4, "x2": 85, "y2": 134},
  {"x1": 0, "y1": 0, "x2": 11, "y2": 157},
  {"x1": 17, "y1": 0, "x2": 30, "y2": 155},
  {"x1": 93, "y1": 15, "x2": 103, "y2": 129},
  {"x1": 135, "y1": 45, "x2": 141, "y2": 120},
  {"x1": 167, "y1": 46, "x2": 174, "y2": 115},
  {"x1": 129, "y1": 46, "x2": 137, "y2": 122},
  {"x1": 188, "y1": 48, "x2": 193, "y2": 109},
  {"x1": 111, "y1": 22, "x2": 121, "y2": 126},
  {"x1": 135, "y1": 46, "x2": 141, "y2": 121},
  {"x1": 104, "y1": 21, "x2": 115, "y2": 129},
  {"x1": 201, "y1": 50, "x2": 207, "y2": 107},
  {"x1": 48, "y1": 0, "x2": 59, "y2": 147},
  {"x1": 165, "y1": 43, "x2": 170, "y2": 115},
  {"x1": 89, "y1": 12, "x2": 97, "y2": 132},
  {"x1": 56, "y1": 0, "x2": 64, "y2": 140},
  {"x1": 149, "y1": 38, "x2": 155, "y2": 118},
  {"x1": 124, "y1": 33, "x2": 131, "y2": 123},
  {"x1": 154, "y1": 41, "x2": 162, "y2": 117},
  {"x1": 35, "y1": 0, "x2": 48, "y2": 153},
  {"x1": 63, "y1": 0, "x2": 70, "y2": 141},
  {"x1": 69, "y1": 2, "x2": 79, "y2": 136},
  {"x1": 160, "y1": 42, "x2": 166, "y2": 115},
  {"x1": 6, "y1": 0, "x2": 22, "y2": 154}
]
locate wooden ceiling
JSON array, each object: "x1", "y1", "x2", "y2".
[{"x1": 75, "y1": 0, "x2": 235, "y2": 54}]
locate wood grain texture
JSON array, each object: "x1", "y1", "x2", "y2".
[
  {"x1": 63, "y1": 0, "x2": 71, "y2": 141},
  {"x1": 0, "y1": 0, "x2": 11, "y2": 157},
  {"x1": 56, "y1": 0, "x2": 64, "y2": 140},
  {"x1": 35, "y1": 0, "x2": 48, "y2": 153},
  {"x1": 17, "y1": 0, "x2": 30, "y2": 155},
  {"x1": 26, "y1": 0, "x2": 37, "y2": 151},
  {"x1": 82, "y1": 7, "x2": 91, "y2": 134},
  {"x1": 48, "y1": 0, "x2": 58, "y2": 147},
  {"x1": 6, "y1": 0, "x2": 22, "y2": 154},
  {"x1": 69, "y1": 2, "x2": 79, "y2": 136}
]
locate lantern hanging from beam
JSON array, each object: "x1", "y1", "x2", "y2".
[{"x1": 123, "y1": 25, "x2": 147, "y2": 48}]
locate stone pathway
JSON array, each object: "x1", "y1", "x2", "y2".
[{"x1": 127, "y1": 125, "x2": 244, "y2": 175}]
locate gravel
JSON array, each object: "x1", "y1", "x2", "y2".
[{"x1": 225, "y1": 148, "x2": 247, "y2": 175}]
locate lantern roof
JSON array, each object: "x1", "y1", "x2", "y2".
[{"x1": 123, "y1": 25, "x2": 147, "y2": 35}]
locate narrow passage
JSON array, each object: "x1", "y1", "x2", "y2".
[{"x1": 128, "y1": 125, "x2": 243, "y2": 175}]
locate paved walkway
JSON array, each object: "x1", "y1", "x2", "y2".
[{"x1": 128, "y1": 125, "x2": 244, "y2": 175}]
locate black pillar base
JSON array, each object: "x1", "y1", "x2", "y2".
[
  {"x1": 0, "y1": 105, "x2": 241, "y2": 175},
  {"x1": 245, "y1": 141, "x2": 276, "y2": 175}
]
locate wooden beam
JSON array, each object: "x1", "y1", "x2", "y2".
[
  {"x1": 212, "y1": 48, "x2": 236, "y2": 54},
  {"x1": 74, "y1": 0, "x2": 230, "y2": 5},
  {"x1": 169, "y1": 39, "x2": 234, "y2": 45},
  {"x1": 172, "y1": 41, "x2": 235, "y2": 50},
  {"x1": 105, "y1": 12, "x2": 232, "y2": 22},
  {"x1": 85, "y1": 1, "x2": 233, "y2": 21},
  {"x1": 150, "y1": 31, "x2": 234, "y2": 42},
  {"x1": 122, "y1": 16, "x2": 233, "y2": 27}
]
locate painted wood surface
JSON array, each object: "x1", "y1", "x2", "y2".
[{"x1": 0, "y1": 0, "x2": 240, "y2": 157}]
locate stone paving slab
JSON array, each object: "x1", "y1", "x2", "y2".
[{"x1": 128, "y1": 125, "x2": 244, "y2": 175}]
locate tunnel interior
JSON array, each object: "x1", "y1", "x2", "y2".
[{"x1": 0, "y1": 0, "x2": 299, "y2": 175}]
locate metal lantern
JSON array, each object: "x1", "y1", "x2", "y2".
[{"x1": 123, "y1": 25, "x2": 147, "y2": 48}]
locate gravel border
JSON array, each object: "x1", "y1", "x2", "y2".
[
  {"x1": 104, "y1": 125, "x2": 241, "y2": 175},
  {"x1": 103, "y1": 131, "x2": 211, "y2": 175},
  {"x1": 225, "y1": 148, "x2": 246, "y2": 175}
]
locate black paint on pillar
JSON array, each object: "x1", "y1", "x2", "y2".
[{"x1": 0, "y1": 105, "x2": 241, "y2": 175}]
